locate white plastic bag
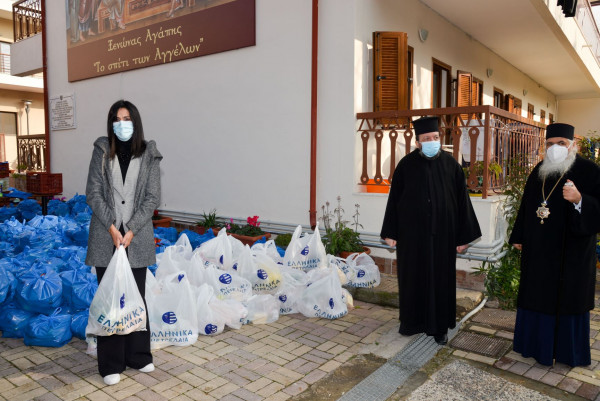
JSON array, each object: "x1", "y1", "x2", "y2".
[
  {"x1": 155, "y1": 234, "x2": 194, "y2": 281},
  {"x1": 251, "y1": 239, "x2": 283, "y2": 265},
  {"x1": 198, "y1": 229, "x2": 238, "y2": 271},
  {"x1": 344, "y1": 253, "x2": 381, "y2": 288},
  {"x1": 297, "y1": 267, "x2": 348, "y2": 319},
  {"x1": 275, "y1": 266, "x2": 308, "y2": 315},
  {"x1": 242, "y1": 294, "x2": 279, "y2": 325},
  {"x1": 146, "y1": 271, "x2": 198, "y2": 349},
  {"x1": 203, "y1": 265, "x2": 252, "y2": 302},
  {"x1": 237, "y1": 246, "x2": 282, "y2": 294},
  {"x1": 283, "y1": 223, "x2": 327, "y2": 272},
  {"x1": 196, "y1": 284, "x2": 226, "y2": 335},
  {"x1": 86, "y1": 246, "x2": 147, "y2": 336}
]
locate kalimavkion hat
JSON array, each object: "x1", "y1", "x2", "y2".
[
  {"x1": 413, "y1": 116, "x2": 439, "y2": 136},
  {"x1": 546, "y1": 123, "x2": 574, "y2": 140}
]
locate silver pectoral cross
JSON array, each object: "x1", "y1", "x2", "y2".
[{"x1": 536, "y1": 201, "x2": 550, "y2": 224}]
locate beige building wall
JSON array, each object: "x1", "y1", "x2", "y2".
[
  {"x1": 0, "y1": 17, "x2": 12, "y2": 42},
  {"x1": 558, "y1": 98, "x2": 600, "y2": 137}
]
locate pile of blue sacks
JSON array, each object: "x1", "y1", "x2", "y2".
[{"x1": 0, "y1": 195, "x2": 240, "y2": 347}]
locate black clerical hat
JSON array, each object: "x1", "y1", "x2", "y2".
[
  {"x1": 413, "y1": 116, "x2": 439, "y2": 136},
  {"x1": 546, "y1": 123, "x2": 574, "y2": 140}
]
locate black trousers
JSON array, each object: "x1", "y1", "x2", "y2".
[{"x1": 95, "y1": 265, "x2": 152, "y2": 377}]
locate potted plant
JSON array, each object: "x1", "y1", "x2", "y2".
[
  {"x1": 227, "y1": 215, "x2": 271, "y2": 246},
  {"x1": 321, "y1": 196, "x2": 370, "y2": 258},
  {"x1": 152, "y1": 209, "x2": 173, "y2": 228},
  {"x1": 274, "y1": 233, "x2": 293, "y2": 249},
  {"x1": 195, "y1": 209, "x2": 221, "y2": 235}
]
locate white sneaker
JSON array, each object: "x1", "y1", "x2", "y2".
[
  {"x1": 103, "y1": 374, "x2": 120, "y2": 386},
  {"x1": 139, "y1": 363, "x2": 155, "y2": 373}
]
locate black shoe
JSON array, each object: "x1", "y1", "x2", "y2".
[{"x1": 434, "y1": 333, "x2": 448, "y2": 345}]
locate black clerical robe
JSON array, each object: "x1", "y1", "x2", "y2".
[
  {"x1": 509, "y1": 155, "x2": 600, "y2": 315},
  {"x1": 381, "y1": 149, "x2": 481, "y2": 336}
]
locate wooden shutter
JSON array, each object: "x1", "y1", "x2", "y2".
[
  {"x1": 504, "y1": 94, "x2": 514, "y2": 113},
  {"x1": 527, "y1": 103, "x2": 534, "y2": 120},
  {"x1": 457, "y1": 71, "x2": 472, "y2": 121},
  {"x1": 373, "y1": 32, "x2": 408, "y2": 119},
  {"x1": 540, "y1": 109, "x2": 546, "y2": 124}
]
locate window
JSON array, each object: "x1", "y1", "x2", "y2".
[
  {"x1": 432, "y1": 59, "x2": 451, "y2": 108},
  {"x1": 513, "y1": 97, "x2": 523, "y2": 116},
  {"x1": 527, "y1": 103, "x2": 534, "y2": 120},
  {"x1": 0, "y1": 42, "x2": 10, "y2": 75},
  {"x1": 540, "y1": 109, "x2": 546, "y2": 124},
  {"x1": 373, "y1": 32, "x2": 409, "y2": 113},
  {"x1": 493, "y1": 88, "x2": 504, "y2": 109},
  {"x1": 0, "y1": 112, "x2": 16, "y2": 163},
  {"x1": 456, "y1": 71, "x2": 483, "y2": 119}
]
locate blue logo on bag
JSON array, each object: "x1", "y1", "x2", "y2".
[
  {"x1": 279, "y1": 295, "x2": 287, "y2": 303},
  {"x1": 357, "y1": 269, "x2": 365, "y2": 278},
  {"x1": 219, "y1": 255, "x2": 224, "y2": 264},
  {"x1": 257, "y1": 269, "x2": 268, "y2": 280},
  {"x1": 219, "y1": 274, "x2": 232, "y2": 285},
  {"x1": 178, "y1": 274, "x2": 185, "y2": 282},
  {"x1": 301, "y1": 246, "x2": 309, "y2": 255},
  {"x1": 205, "y1": 324, "x2": 218, "y2": 334},
  {"x1": 233, "y1": 263, "x2": 238, "y2": 271},
  {"x1": 120, "y1": 294, "x2": 125, "y2": 309},
  {"x1": 162, "y1": 311, "x2": 177, "y2": 324},
  {"x1": 329, "y1": 298, "x2": 335, "y2": 309}
]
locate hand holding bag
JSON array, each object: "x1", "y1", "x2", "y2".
[{"x1": 86, "y1": 246, "x2": 147, "y2": 336}]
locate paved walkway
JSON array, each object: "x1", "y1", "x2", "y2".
[{"x1": 0, "y1": 301, "x2": 399, "y2": 401}]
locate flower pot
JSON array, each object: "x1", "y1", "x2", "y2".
[
  {"x1": 230, "y1": 232, "x2": 271, "y2": 246},
  {"x1": 152, "y1": 216, "x2": 173, "y2": 228},
  {"x1": 195, "y1": 226, "x2": 220, "y2": 235},
  {"x1": 339, "y1": 246, "x2": 371, "y2": 259}
]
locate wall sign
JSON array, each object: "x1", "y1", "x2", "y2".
[
  {"x1": 66, "y1": 0, "x2": 255, "y2": 82},
  {"x1": 49, "y1": 93, "x2": 76, "y2": 130}
]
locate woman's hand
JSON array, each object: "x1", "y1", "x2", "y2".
[
  {"x1": 108, "y1": 224, "x2": 123, "y2": 248},
  {"x1": 122, "y1": 231, "x2": 134, "y2": 248}
]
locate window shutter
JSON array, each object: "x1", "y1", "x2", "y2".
[
  {"x1": 457, "y1": 71, "x2": 472, "y2": 121},
  {"x1": 373, "y1": 32, "x2": 408, "y2": 115},
  {"x1": 505, "y1": 94, "x2": 515, "y2": 113}
]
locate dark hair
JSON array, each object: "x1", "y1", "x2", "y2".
[{"x1": 106, "y1": 100, "x2": 147, "y2": 159}]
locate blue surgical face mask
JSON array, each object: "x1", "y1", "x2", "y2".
[
  {"x1": 113, "y1": 121, "x2": 134, "y2": 141},
  {"x1": 420, "y1": 140, "x2": 441, "y2": 158}
]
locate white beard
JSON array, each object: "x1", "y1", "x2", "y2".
[{"x1": 538, "y1": 146, "x2": 577, "y2": 180}]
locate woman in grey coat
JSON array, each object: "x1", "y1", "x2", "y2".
[{"x1": 86, "y1": 100, "x2": 162, "y2": 386}]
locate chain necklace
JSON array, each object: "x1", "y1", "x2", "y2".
[{"x1": 536, "y1": 171, "x2": 567, "y2": 224}]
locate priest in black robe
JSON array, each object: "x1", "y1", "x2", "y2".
[
  {"x1": 381, "y1": 116, "x2": 481, "y2": 345},
  {"x1": 509, "y1": 123, "x2": 600, "y2": 367}
]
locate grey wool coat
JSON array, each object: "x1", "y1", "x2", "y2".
[{"x1": 85, "y1": 136, "x2": 162, "y2": 268}]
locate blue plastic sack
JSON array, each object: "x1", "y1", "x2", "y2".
[
  {"x1": 196, "y1": 228, "x2": 216, "y2": 246},
  {"x1": 0, "y1": 303, "x2": 36, "y2": 338},
  {"x1": 16, "y1": 268, "x2": 63, "y2": 315},
  {"x1": 5, "y1": 188, "x2": 32, "y2": 199},
  {"x1": 0, "y1": 269, "x2": 16, "y2": 305},
  {"x1": 178, "y1": 229, "x2": 204, "y2": 249},
  {"x1": 70, "y1": 309, "x2": 88, "y2": 339},
  {"x1": 71, "y1": 273, "x2": 97, "y2": 311},
  {"x1": 154, "y1": 226, "x2": 178, "y2": 243},
  {"x1": 65, "y1": 225, "x2": 89, "y2": 246},
  {"x1": 24, "y1": 309, "x2": 72, "y2": 347},
  {"x1": 48, "y1": 200, "x2": 70, "y2": 217},
  {"x1": 17, "y1": 199, "x2": 41, "y2": 221},
  {"x1": 0, "y1": 206, "x2": 19, "y2": 223},
  {"x1": 59, "y1": 269, "x2": 89, "y2": 307}
]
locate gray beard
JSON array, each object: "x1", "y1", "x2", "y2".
[{"x1": 538, "y1": 150, "x2": 576, "y2": 180}]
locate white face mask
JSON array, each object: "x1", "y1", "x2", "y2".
[
  {"x1": 113, "y1": 121, "x2": 134, "y2": 142},
  {"x1": 545, "y1": 144, "x2": 569, "y2": 164}
]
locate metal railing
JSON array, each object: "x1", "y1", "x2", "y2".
[
  {"x1": 13, "y1": 0, "x2": 42, "y2": 42},
  {"x1": 576, "y1": 0, "x2": 600, "y2": 65},
  {"x1": 17, "y1": 134, "x2": 46, "y2": 172},
  {"x1": 356, "y1": 106, "x2": 546, "y2": 199}
]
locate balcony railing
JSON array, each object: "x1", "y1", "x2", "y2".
[
  {"x1": 17, "y1": 134, "x2": 46, "y2": 172},
  {"x1": 356, "y1": 106, "x2": 546, "y2": 199},
  {"x1": 576, "y1": 0, "x2": 600, "y2": 65},
  {"x1": 13, "y1": 0, "x2": 42, "y2": 42}
]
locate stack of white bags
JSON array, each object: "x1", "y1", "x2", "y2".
[{"x1": 143, "y1": 223, "x2": 380, "y2": 349}]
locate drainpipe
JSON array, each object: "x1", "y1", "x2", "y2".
[
  {"x1": 309, "y1": 0, "x2": 318, "y2": 230},
  {"x1": 41, "y1": 0, "x2": 51, "y2": 173}
]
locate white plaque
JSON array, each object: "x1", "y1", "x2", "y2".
[{"x1": 50, "y1": 93, "x2": 76, "y2": 131}]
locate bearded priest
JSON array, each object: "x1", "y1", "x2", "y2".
[{"x1": 509, "y1": 122, "x2": 600, "y2": 367}]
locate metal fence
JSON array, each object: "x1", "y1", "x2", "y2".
[{"x1": 13, "y1": 0, "x2": 42, "y2": 42}]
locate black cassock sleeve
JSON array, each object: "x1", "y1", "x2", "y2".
[
  {"x1": 570, "y1": 164, "x2": 600, "y2": 236},
  {"x1": 455, "y1": 163, "x2": 482, "y2": 245},
  {"x1": 380, "y1": 164, "x2": 404, "y2": 240}
]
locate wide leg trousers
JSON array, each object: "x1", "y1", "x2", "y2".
[{"x1": 95, "y1": 266, "x2": 152, "y2": 377}]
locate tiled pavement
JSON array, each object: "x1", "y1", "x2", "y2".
[{"x1": 0, "y1": 301, "x2": 399, "y2": 401}]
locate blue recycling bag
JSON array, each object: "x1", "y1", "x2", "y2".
[
  {"x1": 0, "y1": 206, "x2": 19, "y2": 223},
  {"x1": 17, "y1": 199, "x2": 41, "y2": 221},
  {"x1": 48, "y1": 200, "x2": 70, "y2": 217},
  {"x1": 178, "y1": 229, "x2": 204, "y2": 250},
  {"x1": 24, "y1": 309, "x2": 73, "y2": 347},
  {"x1": 154, "y1": 227, "x2": 178, "y2": 243},
  {"x1": 0, "y1": 268, "x2": 16, "y2": 305},
  {"x1": 59, "y1": 269, "x2": 88, "y2": 307},
  {"x1": 0, "y1": 303, "x2": 36, "y2": 338},
  {"x1": 71, "y1": 273, "x2": 97, "y2": 311},
  {"x1": 16, "y1": 268, "x2": 63, "y2": 315},
  {"x1": 71, "y1": 309, "x2": 89, "y2": 339}
]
